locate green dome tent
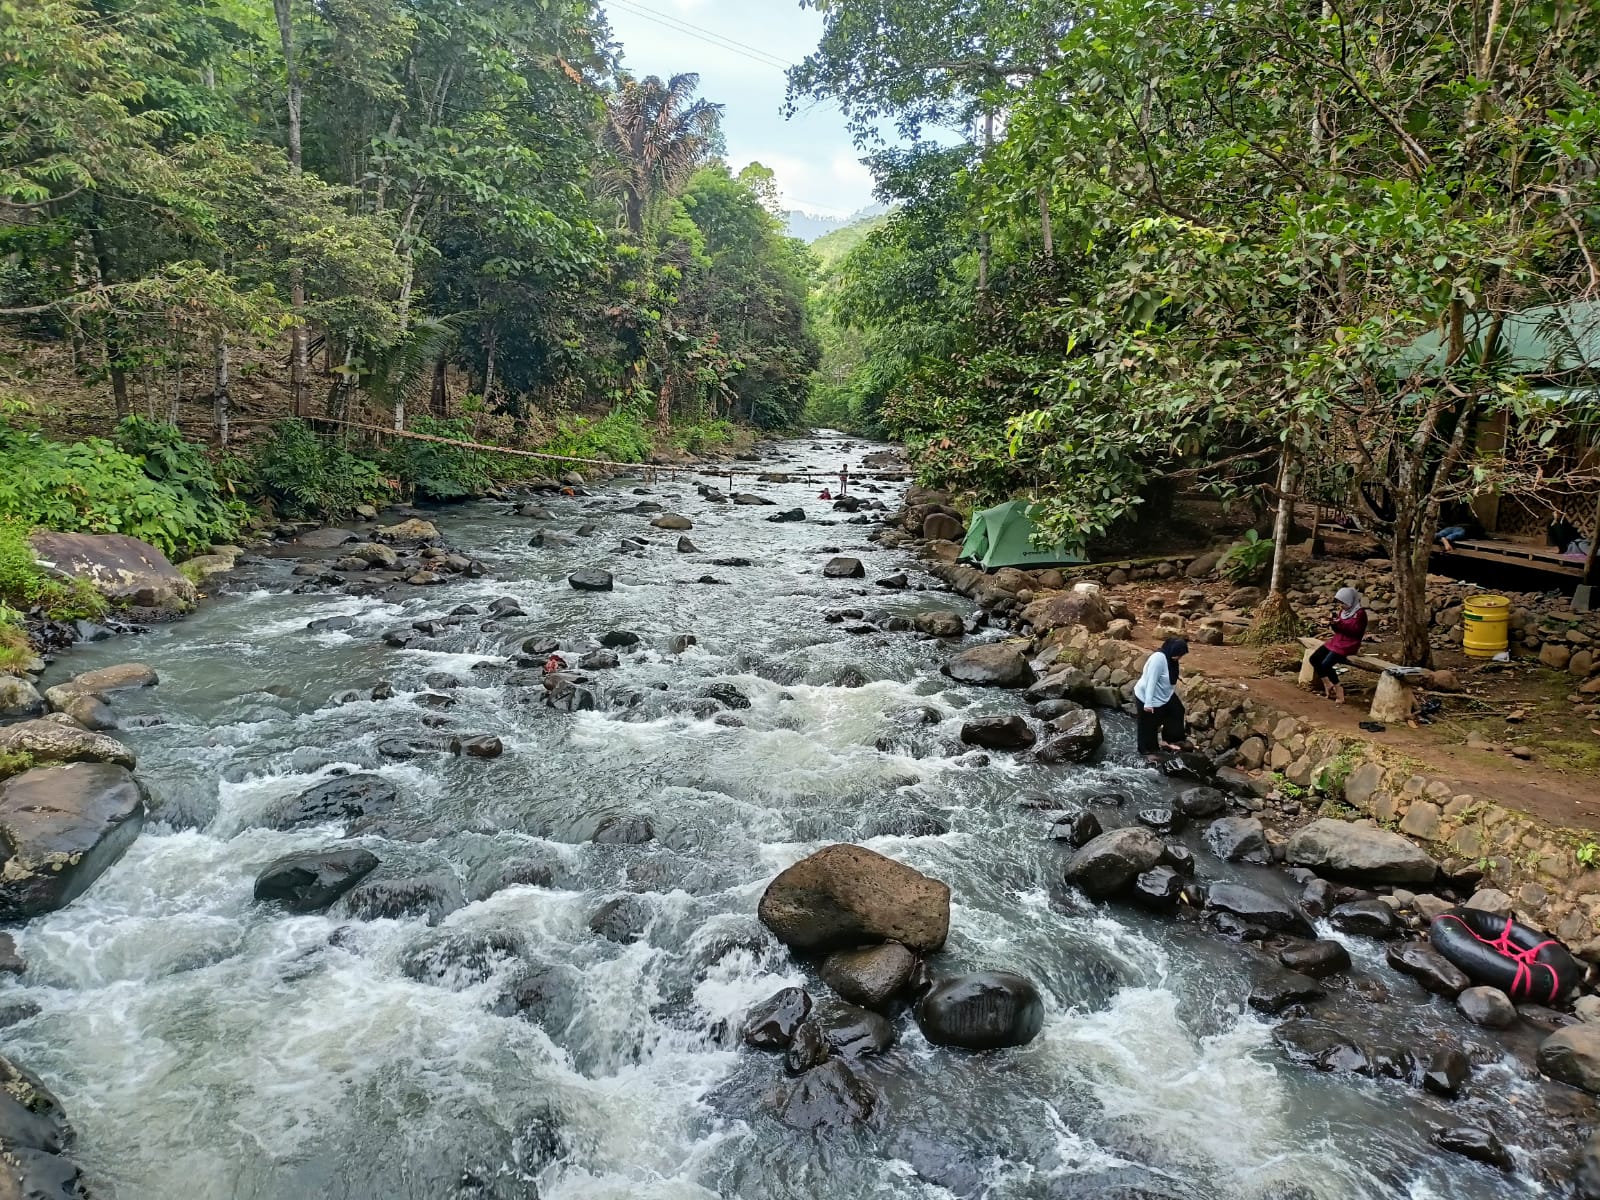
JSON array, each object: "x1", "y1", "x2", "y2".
[{"x1": 958, "y1": 500, "x2": 1085, "y2": 571}]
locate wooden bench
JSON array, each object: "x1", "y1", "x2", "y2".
[{"x1": 1298, "y1": 637, "x2": 1427, "y2": 723}]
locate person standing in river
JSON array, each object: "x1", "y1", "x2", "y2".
[
  {"x1": 1309, "y1": 587, "x2": 1368, "y2": 705},
  {"x1": 1134, "y1": 637, "x2": 1189, "y2": 760}
]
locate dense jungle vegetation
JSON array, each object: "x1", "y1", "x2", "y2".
[
  {"x1": 799, "y1": 0, "x2": 1600, "y2": 664},
  {"x1": 0, "y1": 0, "x2": 818, "y2": 448}
]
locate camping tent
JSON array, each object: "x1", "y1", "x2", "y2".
[{"x1": 958, "y1": 500, "x2": 1085, "y2": 571}]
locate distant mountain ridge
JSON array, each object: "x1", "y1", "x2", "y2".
[{"x1": 784, "y1": 204, "x2": 887, "y2": 243}]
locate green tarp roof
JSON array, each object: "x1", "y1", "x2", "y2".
[
  {"x1": 958, "y1": 500, "x2": 1085, "y2": 571},
  {"x1": 1397, "y1": 298, "x2": 1600, "y2": 379}
]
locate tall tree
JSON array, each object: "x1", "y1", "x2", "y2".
[{"x1": 604, "y1": 73, "x2": 721, "y2": 239}]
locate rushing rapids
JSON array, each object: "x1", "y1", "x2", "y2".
[{"x1": 1, "y1": 435, "x2": 1584, "y2": 1199}]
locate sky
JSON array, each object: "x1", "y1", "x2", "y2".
[{"x1": 601, "y1": 0, "x2": 878, "y2": 219}]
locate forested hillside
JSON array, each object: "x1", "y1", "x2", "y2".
[
  {"x1": 0, "y1": 0, "x2": 817, "y2": 446},
  {"x1": 796, "y1": 0, "x2": 1599, "y2": 657}
]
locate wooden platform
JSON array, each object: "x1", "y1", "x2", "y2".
[{"x1": 1435, "y1": 538, "x2": 1588, "y2": 578}]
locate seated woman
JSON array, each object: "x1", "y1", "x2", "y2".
[
  {"x1": 1310, "y1": 587, "x2": 1368, "y2": 705},
  {"x1": 1134, "y1": 638, "x2": 1189, "y2": 761}
]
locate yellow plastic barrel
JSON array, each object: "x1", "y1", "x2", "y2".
[{"x1": 1462, "y1": 594, "x2": 1511, "y2": 658}]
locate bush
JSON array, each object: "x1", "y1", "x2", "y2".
[
  {"x1": 246, "y1": 420, "x2": 394, "y2": 520},
  {"x1": 0, "y1": 603, "x2": 30, "y2": 676},
  {"x1": 383, "y1": 416, "x2": 495, "y2": 501},
  {"x1": 1220, "y1": 529, "x2": 1275, "y2": 585},
  {"x1": 534, "y1": 411, "x2": 655, "y2": 465},
  {"x1": 0, "y1": 419, "x2": 242, "y2": 559}
]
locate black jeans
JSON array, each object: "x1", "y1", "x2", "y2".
[
  {"x1": 1310, "y1": 645, "x2": 1348, "y2": 682},
  {"x1": 1137, "y1": 695, "x2": 1186, "y2": 754}
]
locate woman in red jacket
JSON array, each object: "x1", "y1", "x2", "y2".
[{"x1": 1310, "y1": 587, "x2": 1368, "y2": 704}]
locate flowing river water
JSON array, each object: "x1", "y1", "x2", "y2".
[{"x1": 3, "y1": 434, "x2": 1584, "y2": 1199}]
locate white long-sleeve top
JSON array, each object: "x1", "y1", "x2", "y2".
[{"x1": 1134, "y1": 651, "x2": 1175, "y2": 708}]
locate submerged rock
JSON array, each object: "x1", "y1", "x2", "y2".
[
  {"x1": 959, "y1": 714, "x2": 1036, "y2": 751},
  {"x1": 254, "y1": 849, "x2": 379, "y2": 913},
  {"x1": 1033, "y1": 710, "x2": 1103, "y2": 763},
  {"x1": 1064, "y1": 827, "x2": 1165, "y2": 899},
  {"x1": 743, "y1": 987, "x2": 813, "y2": 1049},
  {"x1": 804, "y1": 1000, "x2": 895, "y2": 1059},
  {"x1": 339, "y1": 874, "x2": 465, "y2": 925},
  {"x1": 766, "y1": 1058, "x2": 876, "y2": 1130},
  {"x1": 0, "y1": 763, "x2": 146, "y2": 920},
  {"x1": 265, "y1": 773, "x2": 400, "y2": 831},
  {"x1": 568, "y1": 569, "x2": 614, "y2": 592},
  {"x1": 0, "y1": 719, "x2": 135, "y2": 770},
  {"x1": 915, "y1": 971, "x2": 1045, "y2": 1050}
]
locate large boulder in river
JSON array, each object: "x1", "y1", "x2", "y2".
[
  {"x1": 263, "y1": 773, "x2": 399, "y2": 831},
  {"x1": 0, "y1": 719, "x2": 135, "y2": 770},
  {"x1": 1034, "y1": 710, "x2": 1103, "y2": 764},
  {"x1": 1538, "y1": 1024, "x2": 1600, "y2": 1093},
  {"x1": 568, "y1": 568, "x2": 614, "y2": 592},
  {"x1": 916, "y1": 972, "x2": 1045, "y2": 1050},
  {"x1": 29, "y1": 530, "x2": 196, "y2": 615},
  {"x1": 912, "y1": 610, "x2": 964, "y2": 638},
  {"x1": 0, "y1": 763, "x2": 146, "y2": 920},
  {"x1": 0, "y1": 1053, "x2": 85, "y2": 1195},
  {"x1": 0, "y1": 679, "x2": 45, "y2": 725},
  {"x1": 651, "y1": 514, "x2": 693, "y2": 530},
  {"x1": 59, "y1": 663, "x2": 158, "y2": 696},
  {"x1": 823, "y1": 557, "x2": 866, "y2": 579},
  {"x1": 758, "y1": 844, "x2": 950, "y2": 953},
  {"x1": 1020, "y1": 589, "x2": 1111, "y2": 635},
  {"x1": 253, "y1": 848, "x2": 378, "y2": 912},
  {"x1": 375, "y1": 518, "x2": 440, "y2": 543},
  {"x1": 940, "y1": 643, "x2": 1035, "y2": 689},
  {"x1": 1064, "y1": 827, "x2": 1165, "y2": 899},
  {"x1": 1285, "y1": 818, "x2": 1438, "y2": 884},
  {"x1": 959, "y1": 715, "x2": 1035, "y2": 751}
]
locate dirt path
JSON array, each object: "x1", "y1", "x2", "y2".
[{"x1": 1131, "y1": 633, "x2": 1600, "y2": 831}]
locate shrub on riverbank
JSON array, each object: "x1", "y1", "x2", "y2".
[{"x1": 0, "y1": 419, "x2": 243, "y2": 559}]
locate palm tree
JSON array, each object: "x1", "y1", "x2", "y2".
[{"x1": 604, "y1": 73, "x2": 722, "y2": 238}]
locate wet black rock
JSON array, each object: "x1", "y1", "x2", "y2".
[
  {"x1": 960, "y1": 714, "x2": 1036, "y2": 751},
  {"x1": 766, "y1": 1058, "x2": 876, "y2": 1130},
  {"x1": 712, "y1": 557, "x2": 753, "y2": 567},
  {"x1": 600, "y1": 630, "x2": 641, "y2": 649},
  {"x1": 1386, "y1": 941, "x2": 1470, "y2": 996},
  {"x1": 254, "y1": 848, "x2": 379, "y2": 912},
  {"x1": 1273, "y1": 1019, "x2": 1379, "y2": 1077},
  {"x1": 0, "y1": 1000, "x2": 40, "y2": 1029},
  {"x1": 1205, "y1": 882, "x2": 1313, "y2": 935},
  {"x1": 1299, "y1": 877, "x2": 1338, "y2": 919},
  {"x1": 1130, "y1": 865, "x2": 1186, "y2": 910},
  {"x1": 579, "y1": 649, "x2": 620, "y2": 670},
  {"x1": 1065, "y1": 827, "x2": 1166, "y2": 899},
  {"x1": 568, "y1": 569, "x2": 614, "y2": 592},
  {"x1": 1328, "y1": 899, "x2": 1403, "y2": 939},
  {"x1": 1457, "y1": 985, "x2": 1517, "y2": 1028},
  {"x1": 588, "y1": 894, "x2": 652, "y2": 943},
  {"x1": 1032, "y1": 698, "x2": 1081, "y2": 721},
  {"x1": 876, "y1": 573, "x2": 909, "y2": 589},
  {"x1": 0, "y1": 1054, "x2": 73, "y2": 1156},
  {"x1": 916, "y1": 971, "x2": 1045, "y2": 1050},
  {"x1": 767, "y1": 508, "x2": 806, "y2": 523},
  {"x1": 823, "y1": 556, "x2": 866, "y2": 578},
  {"x1": 731, "y1": 493, "x2": 775, "y2": 506},
  {"x1": 834, "y1": 667, "x2": 869, "y2": 688},
  {"x1": 858, "y1": 812, "x2": 948, "y2": 839},
  {"x1": 1160, "y1": 843, "x2": 1196, "y2": 876},
  {"x1": 1158, "y1": 752, "x2": 1217, "y2": 784},
  {"x1": 1135, "y1": 807, "x2": 1183, "y2": 836},
  {"x1": 449, "y1": 734, "x2": 503, "y2": 759},
  {"x1": 1205, "y1": 816, "x2": 1266, "y2": 862},
  {"x1": 593, "y1": 814, "x2": 655, "y2": 845},
  {"x1": 784, "y1": 1019, "x2": 831, "y2": 1074},
  {"x1": 820, "y1": 942, "x2": 917, "y2": 1010},
  {"x1": 1248, "y1": 968, "x2": 1324, "y2": 1015},
  {"x1": 340, "y1": 874, "x2": 465, "y2": 925},
  {"x1": 488, "y1": 597, "x2": 525, "y2": 618},
  {"x1": 1034, "y1": 710, "x2": 1104, "y2": 764},
  {"x1": 1278, "y1": 939, "x2": 1351, "y2": 978},
  {"x1": 1423, "y1": 1047, "x2": 1471, "y2": 1098},
  {"x1": 1050, "y1": 811, "x2": 1102, "y2": 847},
  {"x1": 265, "y1": 773, "x2": 399, "y2": 831},
  {"x1": 807, "y1": 1000, "x2": 895, "y2": 1059},
  {"x1": 1176, "y1": 786, "x2": 1228, "y2": 817},
  {"x1": 703, "y1": 683, "x2": 751, "y2": 710},
  {"x1": 1432, "y1": 1124, "x2": 1511, "y2": 1170},
  {"x1": 743, "y1": 987, "x2": 813, "y2": 1049},
  {"x1": 423, "y1": 672, "x2": 463, "y2": 690},
  {"x1": 306, "y1": 614, "x2": 357, "y2": 633},
  {"x1": 0, "y1": 934, "x2": 23, "y2": 977},
  {"x1": 402, "y1": 930, "x2": 523, "y2": 988}
]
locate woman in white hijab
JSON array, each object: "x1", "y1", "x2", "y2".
[{"x1": 1309, "y1": 586, "x2": 1369, "y2": 704}]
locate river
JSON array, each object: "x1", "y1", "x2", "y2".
[{"x1": 3, "y1": 434, "x2": 1575, "y2": 1199}]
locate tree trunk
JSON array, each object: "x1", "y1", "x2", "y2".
[
  {"x1": 482, "y1": 324, "x2": 497, "y2": 407},
  {"x1": 214, "y1": 332, "x2": 230, "y2": 447},
  {"x1": 272, "y1": 0, "x2": 310, "y2": 418},
  {"x1": 1037, "y1": 187, "x2": 1053, "y2": 257},
  {"x1": 1390, "y1": 512, "x2": 1435, "y2": 668},
  {"x1": 1245, "y1": 447, "x2": 1303, "y2": 643},
  {"x1": 656, "y1": 374, "x2": 672, "y2": 429},
  {"x1": 977, "y1": 110, "x2": 994, "y2": 299},
  {"x1": 87, "y1": 210, "x2": 129, "y2": 422},
  {"x1": 431, "y1": 355, "x2": 447, "y2": 416}
]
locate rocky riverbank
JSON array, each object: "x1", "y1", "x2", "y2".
[{"x1": 863, "y1": 483, "x2": 1600, "y2": 1193}]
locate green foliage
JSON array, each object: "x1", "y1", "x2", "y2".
[
  {"x1": 0, "y1": 421, "x2": 240, "y2": 559},
  {"x1": 534, "y1": 412, "x2": 656, "y2": 465},
  {"x1": 0, "y1": 518, "x2": 106, "y2": 624},
  {"x1": 0, "y1": 519, "x2": 41, "y2": 608},
  {"x1": 1220, "y1": 531, "x2": 1275, "y2": 586},
  {"x1": 382, "y1": 417, "x2": 493, "y2": 501},
  {"x1": 1578, "y1": 842, "x2": 1599, "y2": 869},
  {"x1": 246, "y1": 420, "x2": 393, "y2": 521}
]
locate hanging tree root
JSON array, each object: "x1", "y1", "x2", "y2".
[{"x1": 1240, "y1": 591, "x2": 1310, "y2": 646}]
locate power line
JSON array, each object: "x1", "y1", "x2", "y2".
[{"x1": 605, "y1": 0, "x2": 795, "y2": 72}]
